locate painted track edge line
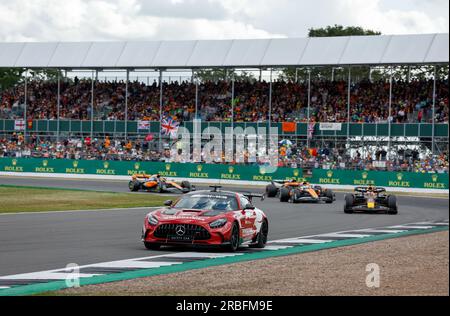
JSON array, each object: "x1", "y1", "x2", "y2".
[
  {"x1": 0, "y1": 226, "x2": 447, "y2": 296},
  {"x1": 0, "y1": 206, "x2": 161, "y2": 216}
]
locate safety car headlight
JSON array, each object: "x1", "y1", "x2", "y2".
[
  {"x1": 209, "y1": 218, "x2": 227, "y2": 229},
  {"x1": 147, "y1": 214, "x2": 159, "y2": 226}
]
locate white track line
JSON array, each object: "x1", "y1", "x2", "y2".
[
  {"x1": 275, "y1": 238, "x2": 334, "y2": 244},
  {"x1": 318, "y1": 233, "x2": 372, "y2": 238},
  {"x1": 389, "y1": 225, "x2": 435, "y2": 230},
  {"x1": 0, "y1": 207, "x2": 160, "y2": 216},
  {"x1": 353, "y1": 229, "x2": 407, "y2": 234}
]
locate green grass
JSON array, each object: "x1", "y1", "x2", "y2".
[{"x1": 0, "y1": 186, "x2": 167, "y2": 213}]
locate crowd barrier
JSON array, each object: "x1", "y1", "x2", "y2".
[{"x1": 0, "y1": 158, "x2": 448, "y2": 192}]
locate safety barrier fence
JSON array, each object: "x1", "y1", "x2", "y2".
[{"x1": 0, "y1": 158, "x2": 447, "y2": 190}]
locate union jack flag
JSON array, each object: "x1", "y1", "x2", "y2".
[
  {"x1": 161, "y1": 117, "x2": 180, "y2": 138},
  {"x1": 307, "y1": 122, "x2": 316, "y2": 140}
]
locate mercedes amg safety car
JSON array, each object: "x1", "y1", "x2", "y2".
[
  {"x1": 141, "y1": 186, "x2": 268, "y2": 252},
  {"x1": 344, "y1": 186, "x2": 398, "y2": 214},
  {"x1": 129, "y1": 174, "x2": 195, "y2": 193},
  {"x1": 266, "y1": 180, "x2": 335, "y2": 204}
]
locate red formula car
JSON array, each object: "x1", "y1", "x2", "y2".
[{"x1": 141, "y1": 186, "x2": 269, "y2": 252}]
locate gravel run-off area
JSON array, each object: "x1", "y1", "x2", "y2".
[{"x1": 57, "y1": 231, "x2": 449, "y2": 296}]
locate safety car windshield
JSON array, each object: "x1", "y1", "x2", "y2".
[{"x1": 174, "y1": 194, "x2": 238, "y2": 212}]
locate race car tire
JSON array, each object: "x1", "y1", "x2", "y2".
[
  {"x1": 181, "y1": 181, "x2": 192, "y2": 191},
  {"x1": 291, "y1": 189, "x2": 302, "y2": 204},
  {"x1": 129, "y1": 181, "x2": 140, "y2": 192},
  {"x1": 325, "y1": 189, "x2": 334, "y2": 204},
  {"x1": 279, "y1": 187, "x2": 291, "y2": 202},
  {"x1": 227, "y1": 222, "x2": 240, "y2": 252},
  {"x1": 144, "y1": 242, "x2": 161, "y2": 250},
  {"x1": 344, "y1": 194, "x2": 355, "y2": 213},
  {"x1": 387, "y1": 195, "x2": 398, "y2": 215},
  {"x1": 266, "y1": 184, "x2": 278, "y2": 198},
  {"x1": 156, "y1": 183, "x2": 167, "y2": 193},
  {"x1": 249, "y1": 220, "x2": 268, "y2": 249}
]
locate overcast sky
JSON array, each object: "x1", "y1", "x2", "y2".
[{"x1": 0, "y1": 0, "x2": 448, "y2": 42}]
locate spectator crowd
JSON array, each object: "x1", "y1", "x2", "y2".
[{"x1": 1, "y1": 78, "x2": 448, "y2": 123}]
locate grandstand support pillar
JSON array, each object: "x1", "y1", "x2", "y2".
[
  {"x1": 159, "y1": 69, "x2": 163, "y2": 152},
  {"x1": 195, "y1": 71, "x2": 199, "y2": 119},
  {"x1": 259, "y1": 68, "x2": 262, "y2": 82},
  {"x1": 269, "y1": 68, "x2": 273, "y2": 127},
  {"x1": 125, "y1": 69, "x2": 129, "y2": 141},
  {"x1": 231, "y1": 74, "x2": 235, "y2": 132},
  {"x1": 307, "y1": 68, "x2": 311, "y2": 149},
  {"x1": 346, "y1": 67, "x2": 351, "y2": 148},
  {"x1": 388, "y1": 66, "x2": 393, "y2": 160},
  {"x1": 90, "y1": 70, "x2": 96, "y2": 139},
  {"x1": 432, "y1": 65, "x2": 437, "y2": 155},
  {"x1": 57, "y1": 70, "x2": 60, "y2": 143},
  {"x1": 295, "y1": 68, "x2": 298, "y2": 83},
  {"x1": 331, "y1": 67, "x2": 334, "y2": 82},
  {"x1": 23, "y1": 69, "x2": 28, "y2": 142}
]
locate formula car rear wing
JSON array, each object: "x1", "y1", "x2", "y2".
[{"x1": 354, "y1": 187, "x2": 386, "y2": 193}]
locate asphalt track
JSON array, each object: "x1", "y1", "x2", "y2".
[{"x1": 0, "y1": 176, "x2": 448, "y2": 277}]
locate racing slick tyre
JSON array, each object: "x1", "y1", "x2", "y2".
[
  {"x1": 181, "y1": 181, "x2": 192, "y2": 191},
  {"x1": 291, "y1": 189, "x2": 302, "y2": 204},
  {"x1": 249, "y1": 220, "x2": 268, "y2": 249},
  {"x1": 266, "y1": 184, "x2": 278, "y2": 198},
  {"x1": 144, "y1": 242, "x2": 161, "y2": 250},
  {"x1": 129, "y1": 180, "x2": 140, "y2": 192},
  {"x1": 325, "y1": 189, "x2": 334, "y2": 204},
  {"x1": 344, "y1": 194, "x2": 355, "y2": 214},
  {"x1": 387, "y1": 195, "x2": 398, "y2": 215},
  {"x1": 156, "y1": 183, "x2": 167, "y2": 193},
  {"x1": 227, "y1": 222, "x2": 240, "y2": 252},
  {"x1": 279, "y1": 187, "x2": 291, "y2": 202}
]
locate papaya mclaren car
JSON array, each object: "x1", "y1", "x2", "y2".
[
  {"x1": 141, "y1": 186, "x2": 269, "y2": 252},
  {"x1": 344, "y1": 186, "x2": 398, "y2": 214},
  {"x1": 266, "y1": 180, "x2": 335, "y2": 204},
  {"x1": 129, "y1": 174, "x2": 195, "y2": 193}
]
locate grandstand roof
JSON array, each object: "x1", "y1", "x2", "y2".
[{"x1": 0, "y1": 33, "x2": 448, "y2": 69}]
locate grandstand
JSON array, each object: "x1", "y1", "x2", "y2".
[{"x1": 0, "y1": 34, "x2": 448, "y2": 173}]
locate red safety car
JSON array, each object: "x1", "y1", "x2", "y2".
[{"x1": 141, "y1": 186, "x2": 268, "y2": 252}]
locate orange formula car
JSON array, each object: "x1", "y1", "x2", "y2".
[
  {"x1": 265, "y1": 180, "x2": 335, "y2": 204},
  {"x1": 129, "y1": 174, "x2": 195, "y2": 194}
]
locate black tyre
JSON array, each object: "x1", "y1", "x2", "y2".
[
  {"x1": 344, "y1": 194, "x2": 355, "y2": 213},
  {"x1": 291, "y1": 189, "x2": 302, "y2": 203},
  {"x1": 266, "y1": 184, "x2": 278, "y2": 198},
  {"x1": 387, "y1": 195, "x2": 398, "y2": 215},
  {"x1": 249, "y1": 220, "x2": 268, "y2": 249},
  {"x1": 144, "y1": 242, "x2": 161, "y2": 250},
  {"x1": 156, "y1": 183, "x2": 166, "y2": 193},
  {"x1": 227, "y1": 222, "x2": 240, "y2": 252},
  {"x1": 129, "y1": 180, "x2": 140, "y2": 192},
  {"x1": 325, "y1": 189, "x2": 334, "y2": 204},
  {"x1": 181, "y1": 181, "x2": 192, "y2": 192},
  {"x1": 280, "y1": 187, "x2": 291, "y2": 202}
]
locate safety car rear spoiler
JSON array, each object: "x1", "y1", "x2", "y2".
[{"x1": 243, "y1": 193, "x2": 265, "y2": 202}]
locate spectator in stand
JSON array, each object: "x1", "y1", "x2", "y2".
[{"x1": 1, "y1": 78, "x2": 448, "y2": 123}]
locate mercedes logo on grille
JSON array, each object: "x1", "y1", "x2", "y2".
[{"x1": 176, "y1": 225, "x2": 186, "y2": 236}]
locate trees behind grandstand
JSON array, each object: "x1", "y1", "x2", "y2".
[
  {"x1": 0, "y1": 68, "x2": 62, "y2": 92},
  {"x1": 280, "y1": 25, "x2": 449, "y2": 83},
  {"x1": 280, "y1": 25, "x2": 382, "y2": 82}
]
